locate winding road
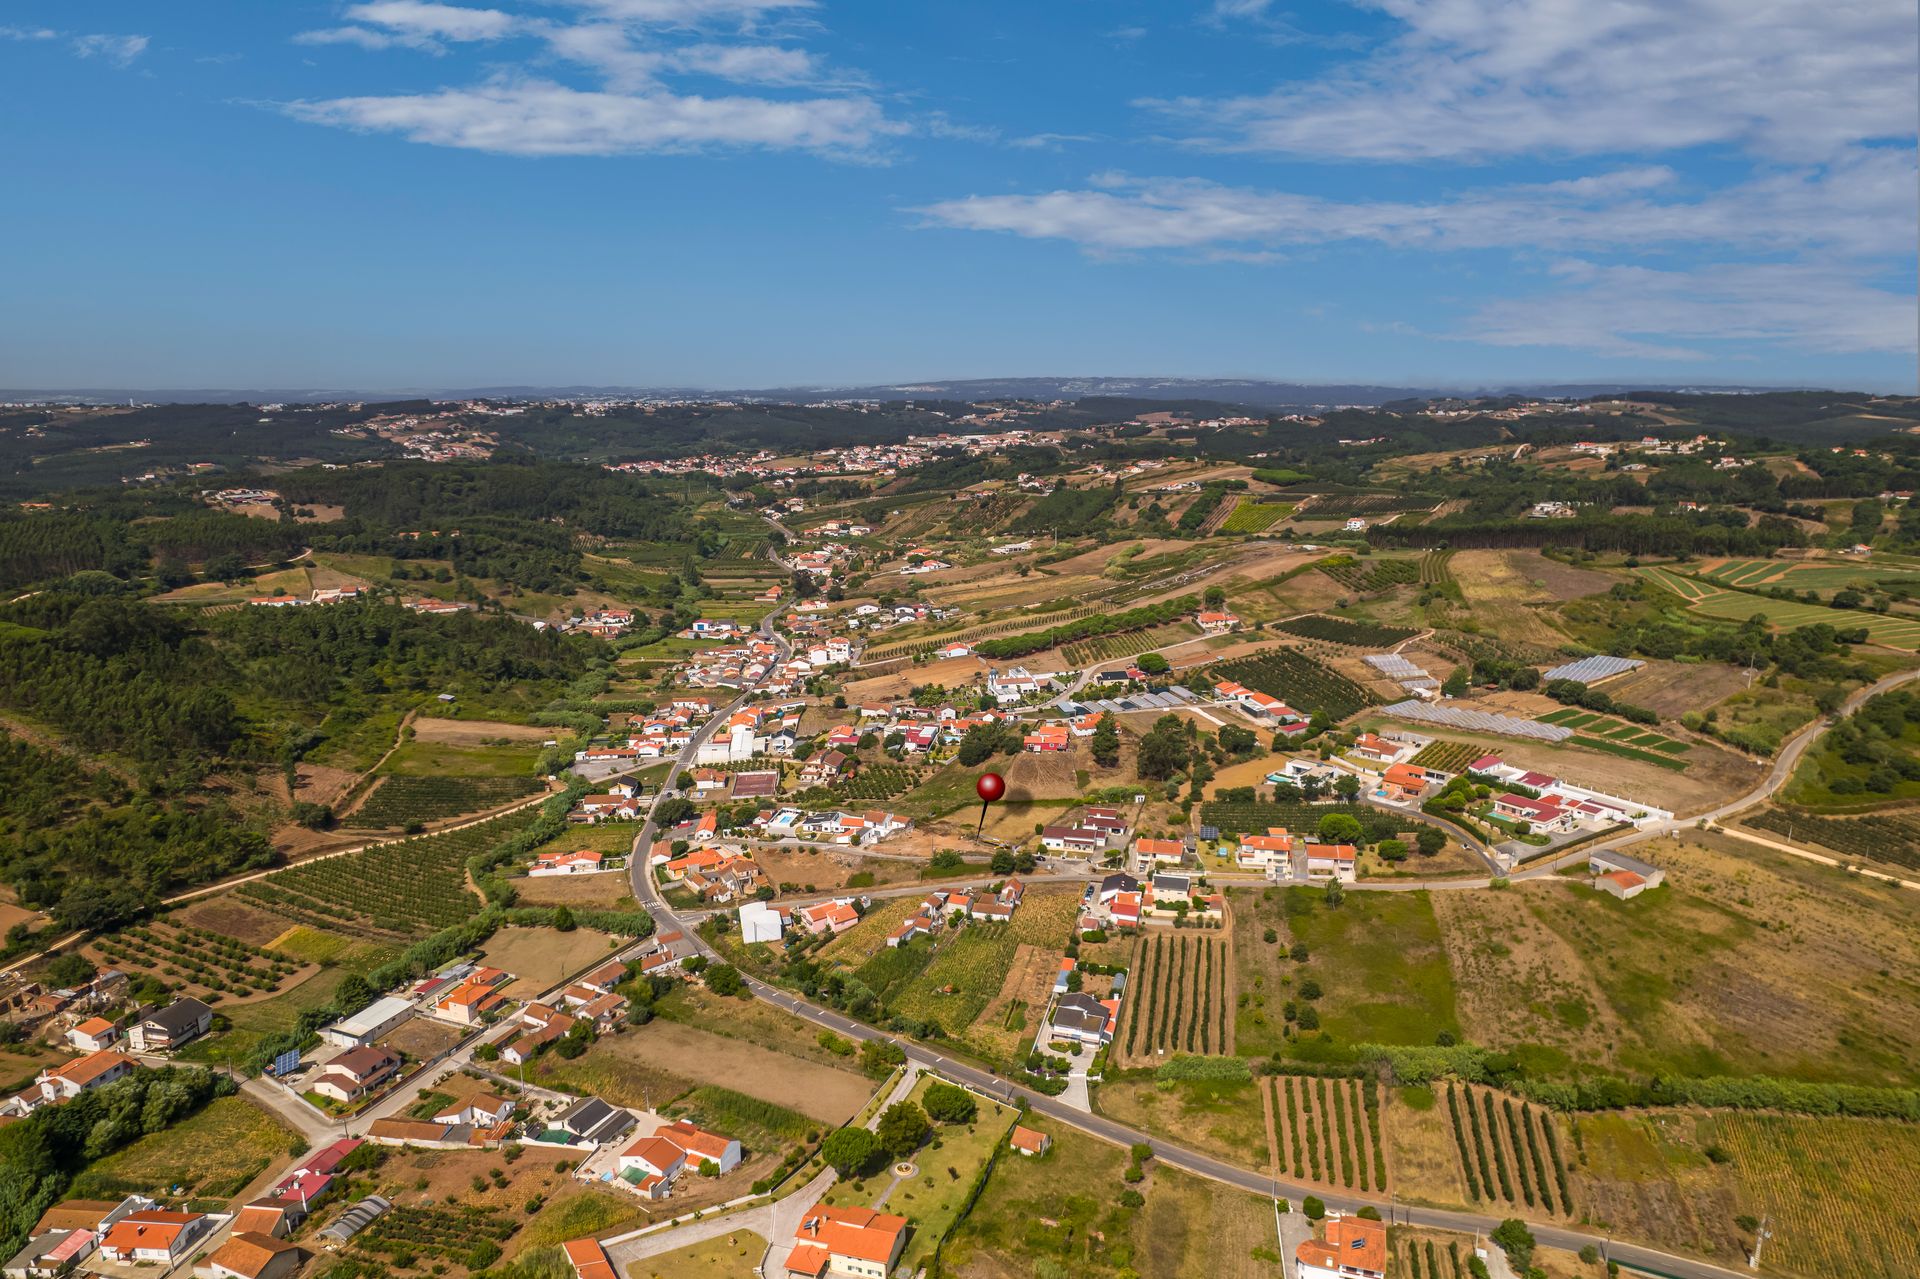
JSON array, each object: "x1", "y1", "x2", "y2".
[{"x1": 606, "y1": 532, "x2": 1872, "y2": 1279}]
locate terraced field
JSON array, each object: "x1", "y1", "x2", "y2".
[
  {"x1": 1535, "y1": 708, "x2": 1690, "y2": 754},
  {"x1": 1702, "y1": 557, "x2": 1920, "y2": 592},
  {"x1": 1637, "y1": 567, "x2": 1920, "y2": 650}
]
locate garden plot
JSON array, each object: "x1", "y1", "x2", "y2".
[
  {"x1": 1269, "y1": 1075, "x2": 1390, "y2": 1194},
  {"x1": 1116, "y1": 932, "x2": 1233, "y2": 1065}
]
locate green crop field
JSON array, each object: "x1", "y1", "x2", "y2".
[
  {"x1": 1637, "y1": 567, "x2": 1920, "y2": 650},
  {"x1": 349, "y1": 775, "x2": 542, "y2": 828},
  {"x1": 1272, "y1": 614, "x2": 1419, "y2": 647},
  {"x1": 1316, "y1": 555, "x2": 1421, "y2": 593},
  {"x1": 1280, "y1": 887, "x2": 1459, "y2": 1049},
  {"x1": 1212, "y1": 648, "x2": 1375, "y2": 720},
  {"x1": 1062, "y1": 621, "x2": 1201, "y2": 667},
  {"x1": 1536, "y1": 708, "x2": 1689, "y2": 754},
  {"x1": 1219, "y1": 501, "x2": 1294, "y2": 533},
  {"x1": 1745, "y1": 808, "x2": 1920, "y2": 874},
  {"x1": 1408, "y1": 740, "x2": 1481, "y2": 773},
  {"x1": 1702, "y1": 557, "x2": 1920, "y2": 592},
  {"x1": 236, "y1": 812, "x2": 532, "y2": 936}
]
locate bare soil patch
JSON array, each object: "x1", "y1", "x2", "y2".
[
  {"x1": 174, "y1": 896, "x2": 308, "y2": 946},
  {"x1": 480, "y1": 926, "x2": 627, "y2": 997},
  {"x1": 577, "y1": 1019, "x2": 872, "y2": 1126},
  {"x1": 509, "y1": 873, "x2": 637, "y2": 908},
  {"x1": 412, "y1": 717, "x2": 552, "y2": 745},
  {"x1": 1602, "y1": 660, "x2": 1752, "y2": 719}
]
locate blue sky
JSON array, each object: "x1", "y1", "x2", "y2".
[{"x1": 1, "y1": 0, "x2": 1914, "y2": 391}]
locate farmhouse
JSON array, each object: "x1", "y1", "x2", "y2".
[
  {"x1": 1009, "y1": 1125, "x2": 1051, "y2": 1156},
  {"x1": 98, "y1": 1211, "x2": 214, "y2": 1266},
  {"x1": 1134, "y1": 837, "x2": 1186, "y2": 867},
  {"x1": 617, "y1": 1119, "x2": 743, "y2": 1197},
  {"x1": 530, "y1": 849, "x2": 604, "y2": 876},
  {"x1": 66, "y1": 1017, "x2": 119, "y2": 1053},
  {"x1": 1195, "y1": 610, "x2": 1240, "y2": 633},
  {"x1": 1041, "y1": 825, "x2": 1111, "y2": 855},
  {"x1": 32, "y1": 1049, "x2": 138, "y2": 1105},
  {"x1": 310, "y1": 1046, "x2": 400, "y2": 1105},
  {"x1": 1350, "y1": 733, "x2": 1404, "y2": 765},
  {"x1": 785, "y1": 1205, "x2": 909, "y2": 1279},
  {"x1": 127, "y1": 997, "x2": 213, "y2": 1053},
  {"x1": 195, "y1": 1231, "x2": 301, "y2": 1279},
  {"x1": 1295, "y1": 1216, "x2": 1387, "y2": 1279},
  {"x1": 1492, "y1": 792, "x2": 1576, "y2": 833},
  {"x1": 1236, "y1": 830, "x2": 1295, "y2": 872},
  {"x1": 1589, "y1": 849, "x2": 1666, "y2": 900},
  {"x1": 1049, "y1": 991, "x2": 1120, "y2": 1046},
  {"x1": 321, "y1": 995, "x2": 415, "y2": 1049},
  {"x1": 796, "y1": 900, "x2": 860, "y2": 936}
]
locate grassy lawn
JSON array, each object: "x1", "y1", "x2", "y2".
[
  {"x1": 625, "y1": 1232, "x2": 768, "y2": 1279},
  {"x1": 1281, "y1": 887, "x2": 1460, "y2": 1052},
  {"x1": 1093, "y1": 1078, "x2": 1268, "y2": 1172},
  {"x1": 381, "y1": 737, "x2": 541, "y2": 777},
  {"x1": 1431, "y1": 833, "x2": 1920, "y2": 1086},
  {"x1": 824, "y1": 1075, "x2": 1016, "y2": 1275},
  {"x1": 511, "y1": 1186, "x2": 648, "y2": 1252},
  {"x1": 69, "y1": 1095, "x2": 294, "y2": 1203}
]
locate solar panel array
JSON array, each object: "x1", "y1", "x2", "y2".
[
  {"x1": 1365, "y1": 653, "x2": 1428, "y2": 679},
  {"x1": 1541, "y1": 654, "x2": 1644, "y2": 684},
  {"x1": 1379, "y1": 699, "x2": 1575, "y2": 742}
]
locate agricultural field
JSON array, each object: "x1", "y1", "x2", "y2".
[
  {"x1": 1279, "y1": 887, "x2": 1459, "y2": 1051},
  {"x1": 793, "y1": 763, "x2": 928, "y2": 805},
  {"x1": 89, "y1": 920, "x2": 306, "y2": 1002},
  {"x1": 1211, "y1": 648, "x2": 1375, "y2": 720},
  {"x1": 1428, "y1": 833, "x2": 1920, "y2": 1086},
  {"x1": 1271, "y1": 614, "x2": 1420, "y2": 647},
  {"x1": 1268, "y1": 1074, "x2": 1390, "y2": 1193},
  {"x1": 478, "y1": 925, "x2": 624, "y2": 996},
  {"x1": 235, "y1": 811, "x2": 531, "y2": 938},
  {"x1": 1115, "y1": 932, "x2": 1233, "y2": 1065},
  {"x1": 1094, "y1": 1076, "x2": 1270, "y2": 1172},
  {"x1": 1701, "y1": 557, "x2": 1920, "y2": 593},
  {"x1": 1743, "y1": 807, "x2": 1920, "y2": 875},
  {"x1": 1302, "y1": 495, "x2": 1438, "y2": 519},
  {"x1": 1535, "y1": 708, "x2": 1690, "y2": 755},
  {"x1": 379, "y1": 737, "x2": 545, "y2": 778},
  {"x1": 944, "y1": 1121, "x2": 1285, "y2": 1279},
  {"x1": 69, "y1": 1095, "x2": 293, "y2": 1203},
  {"x1": 1408, "y1": 740, "x2": 1481, "y2": 773},
  {"x1": 1418, "y1": 549, "x2": 1456, "y2": 586},
  {"x1": 355, "y1": 1203, "x2": 520, "y2": 1272},
  {"x1": 1316, "y1": 555, "x2": 1421, "y2": 593},
  {"x1": 347, "y1": 774, "x2": 542, "y2": 828},
  {"x1": 888, "y1": 891, "x2": 1082, "y2": 1057},
  {"x1": 1061, "y1": 621, "x2": 1202, "y2": 667},
  {"x1": 1638, "y1": 566, "x2": 1920, "y2": 650},
  {"x1": 1218, "y1": 500, "x2": 1294, "y2": 534},
  {"x1": 1436, "y1": 1084, "x2": 1576, "y2": 1216}
]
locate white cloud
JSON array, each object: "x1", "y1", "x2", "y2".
[
  {"x1": 284, "y1": 79, "x2": 897, "y2": 156},
  {"x1": 345, "y1": 2, "x2": 518, "y2": 41},
  {"x1": 70, "y1": 33, "x2": 148, "y2": 67},
  {"x1": 1462, "y1": 261, "x2": 1918, "y2": 360},
  {"x1": 0, "y1": 26, "x2": 58, "y2": 41},
  {"x1": 1149, "y1": 0, "x2": 1917, "y2": 163},
  {"x1": 286, "y1": 0, "x2": 886, "y2": 157},
  {"x1": 915, "y1": 152, "x2": 1915, "y2": 260}
]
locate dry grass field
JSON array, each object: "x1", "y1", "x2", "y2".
[
  {"x1": 1600, "y1": 660, "x2": 1754, "y2": 720},
  {"x1": 410, "y1": 716, "x2": 553, "y2": 745},
  {"x1": 478, "y1": 925, "x2": 626, "y2": 996},
  {"x1": 1430, "y1": 833, "x2": 1920, "y2": 1086}
]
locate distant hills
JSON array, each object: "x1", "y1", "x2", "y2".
[{"x1": 2, "y1": 376, "x2": 1810, "y2": 410}]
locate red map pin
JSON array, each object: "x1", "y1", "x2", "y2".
[{"x1": 975, "y1": 771, "x2": 1006, "y2": 836}]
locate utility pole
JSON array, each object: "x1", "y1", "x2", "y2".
[{"x1": 1749, "y1": 1212, "x2": 1773, "y2": 1269}]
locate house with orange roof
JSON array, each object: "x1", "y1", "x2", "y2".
[
  {"x1": 562, "y1": 1237, "x2": 619, "y2": 1279},
  {"x1": 1195, "y1": 610, "x2": 1240, "y2": 632},
  {"x1": 886, "y1": 913, "x2": 935, "y2": 949},
  {"x1": 1008, "y1": 1125, "x2": 1051, "y2": 1156},
  {"x1": 530, "y1": 849, "x2": 605, "y2": 876},
  {"x1": 1302, "y1": 842, "x2": 1359, "y2": 883},
  {"x1": 231, "y1": 1199, "x2": 304, "y2": 1238},
  {"x1": 195, "y1": 1229, "x2": 301, "y2": 1279},
  {"x1": 1236, "y1": 829, "x2": 1296, "y2": 872},
  {"x1": 1381, "y1": 761, "x2": 1435, "y2": 798},
  {"x1": 434, "y1": 976, "x2": 512, "y2": 1026},
  {"x1": 1022, "y1": 723, "x2": 1070, "y2": 752},
  {"x1": 98, "y1": 1210, "x2": 212, "y2": 1265},
  {"x1": 796, "y1": 900, "x2": 859, "y2": 936},
  {"x1": 1134, "y1": 837, "x2": 1185, "y2": 867},
  {"x1": 66, "y1": 1016, "x2": 119, "y2": 1053},
  {"x1": 35, "y1": 1049, "x2": 137, "y2": 1103},
  {"x1": 1350, "y1": 732, "x2": 1404, "y2": 764},
  {"x1": 784, "y1": 1204, "x2": 908, "y2": 1279},
  {"x1": 1295, "y1": 1215, "x2": 1387, "y2": 1279}
]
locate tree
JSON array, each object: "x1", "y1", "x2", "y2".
[
  {"x1": 1442, "y1": 666, "x2": 1470, "y2": 697},
  {"x1": 1416, "y1": 827, "x2": 1446, "y2": 856},
  {"x1": 1297, "y1": 1005, "x2": 1321, "y2": 1030},
  {"x1": 876, "y1": 1101, "x2": 930, "y2": 1158},
  {"x1": 1217, "y1": 724, "x2": 1257, "y2": 757},
  {"x1": 1323, "y1": 878, "x2": 1345, "y2": 908},
  {"x1": 1302, "y1": 1196, "x2": 1326, "y2": 1220},
  {"x1": 1333, "y1": 774, "x2": 1361, "y2": 803},
  {"x1": 1491, "y1": 1219, "x2": 1536, "y2": 1271},
  {"x1": 860, "y1": 1039, "x2": 906, "y2": 1078},
  {"x1": 42, "y1": 952, "x2": 96, "y2": 990},
  {"x1": 1317, "y1": 812, "x2": 1362, "y2": 844},
  {"x1": 1091, "y1": 713, "x2": 1120, "y2": 768},
  {"x1": 1377, "y1": 838, "x2": 1408, "y2": 863},
  {"x1": 922, "y1": 1082, "x2": 977, "y2": 1125},
  {"x1": 1203, "y1": 585, "x2": 1227, "y2": 611},
  {"x1": 551, "y1": 905, "x2": 576, "y2": 932},
  {"x1": 335, "y1": 974, "x2": 374, "y2": 1014},
  {"x1": 1137, "y1": 652, "x2": 1171, "y2": 676},
  {"x1": 1137, "y1": 714, "x2": 1190, "y2": 781},
  {"x1": 705, "y1": 964, "x2": 746, "y2": 997},
  {"x1": 822, "y1": 1126, "x2": 879, "y2": 1176}
]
